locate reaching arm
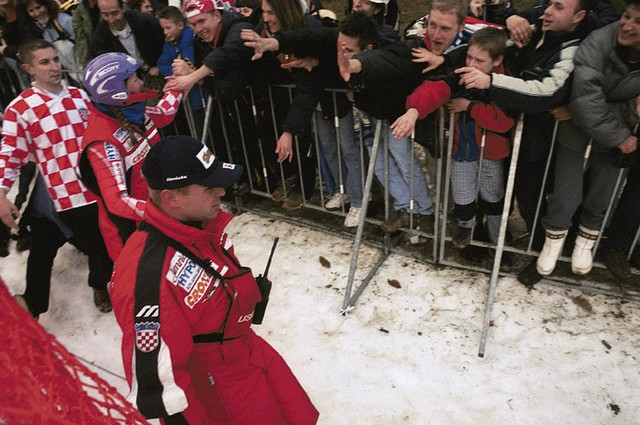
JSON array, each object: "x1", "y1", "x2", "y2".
[{"x1": 488, "y1": 43, "x2": 579, "y2": 114}]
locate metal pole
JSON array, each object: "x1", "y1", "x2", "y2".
[
  {"x1": 527, "y1": 120, "x2": 559, "y2": 252},
  {"x1": 478, "y1": 113, "x2": 524, "y2": 358},
  {"x1": 342, "y1": 120, "x2": 384, "y2": 313}
]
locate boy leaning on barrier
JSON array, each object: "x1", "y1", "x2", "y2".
[
  {"x1": 453, "y1": 0, "x2": 595, "y2": 285},
  {"x1": 391, "y1": 27, "x2": 514, "y2": 251}
]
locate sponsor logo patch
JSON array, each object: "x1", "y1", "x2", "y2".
[
  {"x1": 196, "y1": 146, "x2": 215, "y2": 169},
  {"x1": 135, "y1": 321, "x2": 160, "y2": 353},
  {"x1": 113, "y1": 127, "x2": 128, "y2": 143},
  {"x1": 78, "y1": 107, "x2": 90, "y2": 121},
  {"x1": 104, "y1": 143, "x2": 119, "y2": 161},
  {"x1": 184, "y1": 274, "x2": 218, "y2": 309},
  {"x1": 166, "y1": 253, "x2": 201, "y2": 292}
]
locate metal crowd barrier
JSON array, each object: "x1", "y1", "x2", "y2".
[
  {"x1": 3, "y1": 67, "x2": 638, "y2": 355},
  {"x1": 186, "y1": 85, "x2": 640, "y2": 356}
]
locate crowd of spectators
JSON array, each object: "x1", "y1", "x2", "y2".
[{"x1": 0, "y1": 0, "x2": 638, "y2": 289}]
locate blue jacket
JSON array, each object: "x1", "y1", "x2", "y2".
[{"x1": 158, "y1": 26, "x2": 207, "y2": 110}]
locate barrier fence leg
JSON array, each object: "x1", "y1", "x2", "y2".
[
  {"x1": 438, "y1": 112, "x2": 456, "y2": 263},
  {"x1": 342, "y1": 121, "x2": 387, "y2": 314},
  {"x1": 201, "y1": 95, "x2": 214, "y2": 149},
  {"x1": 527, "y1": 121, "x2": 559, "y2": 252},
  {"x1": 478, "y1": 114, "x2": 524, "y2": 358}
]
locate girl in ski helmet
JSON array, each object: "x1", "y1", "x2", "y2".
[{"x1": 79, "y1": 52, "x2": 183, "y2": 261}]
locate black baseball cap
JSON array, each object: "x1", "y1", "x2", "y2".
[{"x1": 142, "y1": 135, "x2": 243, "y2": 190}]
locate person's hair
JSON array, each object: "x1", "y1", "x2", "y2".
[
  {"x1": 18, "y1": 38, "x2": 55, "y2": 64},
  {"x1": 157, "y1": 5, "x2": 184, "y2": 23},
  {"x1": 148, "y1": 188, "x2": 162, "y2": 205},
  {"x1": 108, "y1": 105, "x2": 146, "y2": 147},
  {"x1": 625, "y1": 0, "x2": 640, "y2": 8},
  {"x1": 574, "y1": 0, "x2": 595, "y2": 14},
  {"x1": 430, "y1": 0, "x2": 468, "y2": 26},
  {"x1": 148, "y1": 186, "x2": 190, "y2": 205},
  {"x1": 17, "y1": 0, "x2": 59, "y2": 20},
  {"x1": 339, "y1": 11, "x2": 379, "y2": 51},
  {"x1": 468, "y1": 26, "x2": 507, "y2": 60},
  {"x1": 128, "y1": 0, "x2": 150, "y2": 12},
  {"x1": 235, "y1": 0, "x2": 260, "y2": 8},
  {"x1": 98, "y1": 0, "x2": 125, "y2": 10},
  {"x1": 263, "y1": 0, "x2": 305, "y2": 31}
]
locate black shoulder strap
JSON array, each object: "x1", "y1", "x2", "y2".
[{"x1": 139, "y1": 221, "x2": 225, "y2": 280}]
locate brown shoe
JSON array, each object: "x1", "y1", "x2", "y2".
[
  {"x1": 93, "y1": 289, "x2": 112, "y2": 313},
  {"x1": 271, "y1": 176, "x2": 296, "y2": 202},
  {"x1": 380, "y1": 208, "x2": 410, "y2": 233},
  {"x1": 282, "y1": 190, "x2": 304, "y2": 211}
]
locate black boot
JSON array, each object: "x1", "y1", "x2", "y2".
[
  {"x1": 93, "y1": 289, "x2": 112, "y2": 313},
  {"x1": 517, "y1": 259, "x2": 543, "y2": 286}
]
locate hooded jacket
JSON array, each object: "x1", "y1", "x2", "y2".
[{"x1": 565, "y1": 21, "x2": 640, "y2": 152}]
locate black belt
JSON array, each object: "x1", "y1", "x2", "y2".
[{"x1": 192, "y1": 333, "x2": 241, "y2": 343}]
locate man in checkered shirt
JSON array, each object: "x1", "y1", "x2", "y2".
[{"x1": 0, "y1": 39, "x2": 114, "y2": 316}]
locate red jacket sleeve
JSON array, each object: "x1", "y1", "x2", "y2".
[
  {"x1": 86, "y1": 141, "x2": 146, "y2": 220},
  {"x1": 406, "y1": 80, "x2": 452, "y2": 119},
  {"x1": 468, "y1": 101, "x2": 515, "y2": 134},
  {"x1": 145, "y1": 91, "x2": 183, "y2": 129}
]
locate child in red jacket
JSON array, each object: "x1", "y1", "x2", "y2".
[
  {"x1": 392, "y1": 27, "x2": 514, "y2": 248},
  {"x1": 78, "y1": 52, "x2": 182, "y2": 261}
]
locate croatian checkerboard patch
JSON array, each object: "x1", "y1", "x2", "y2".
[{"x1": 135, "y1": 321, "x2": 160, "y2": 353}]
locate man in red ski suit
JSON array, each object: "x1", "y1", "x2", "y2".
[{"x1": 110, "y1": 135, "x2": 319, "y2": 425}]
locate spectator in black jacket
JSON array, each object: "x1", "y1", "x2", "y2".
[
  {"x1": 93, "y1": 0, "x2": 164, "y2": 78},
  {"x1": 164, "y1": 0, "x2": 256, "y2": 190}
]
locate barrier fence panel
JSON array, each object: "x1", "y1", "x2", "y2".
[
  {"x1": 3, "y1": 69, "x2": 639, "y2": 351},
  {"x1": 160, "y1": 84, "x2": 640, "y2": 306}
]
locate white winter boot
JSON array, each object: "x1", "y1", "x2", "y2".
[
  {"x1": 537, "y1": 229, "x2": 568, "y2": 276},
  {"x1": 571, "y1": 225, "x2": 599, "y2": 275}
]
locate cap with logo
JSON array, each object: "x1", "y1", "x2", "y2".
[
  {"x1": 142, "y1": 135, "x2": 243, "y2": 190},
  {"x1": 184, "y1": 0, "x2": 228, "y2": 17}
]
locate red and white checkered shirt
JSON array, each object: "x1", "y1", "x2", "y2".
[{"x1": 0, "y1": 82, "x2": 96, "y2": 211}]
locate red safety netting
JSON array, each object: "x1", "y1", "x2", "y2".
[{"x1": 0, "y1": 278, "x2": 149, "y2": 425}]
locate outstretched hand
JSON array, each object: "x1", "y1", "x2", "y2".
[
  {"x1": 241, "y1": 29, "x2": 278, "y2": 61},
  {"x1": 412, "y1": 47, "x2": 445, "y2": 74},
  {"x1": 506, "y1": 15, "x2": 533, "y2": 48},
  {"x1": 164, "y1": 74, "x2": 195, "y2": 94},
  {"x1": 171, "y1": 58, "x2": 193, "y2": 76},
  {"x1": 280, "y1": 56, "x2": 318, "y2": 72},
  {"x1": 337, "y1": 41, "x2": 352, "y2": 82},
  {"x1": 390, "y1": 108, "x2": 419, "y2": 139},
  {"x1": 455, "y1": 67, "x2": 491, "y2": 90}
]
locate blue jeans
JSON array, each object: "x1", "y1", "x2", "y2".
[
  {"x1": 367, "y1": 119, "x2": 433, "y2": 215},
  {"x1": 314, "y1": 110, "x2": 363, "y2": 208}
]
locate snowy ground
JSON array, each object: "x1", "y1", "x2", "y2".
[{"x1": 1, "y1": 210, "x2": 639, "y2": 424}]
